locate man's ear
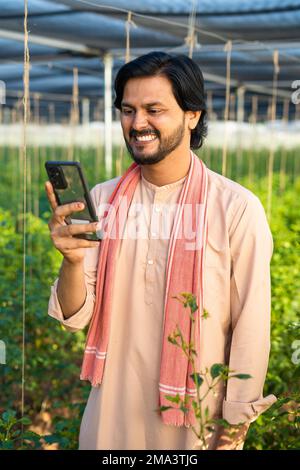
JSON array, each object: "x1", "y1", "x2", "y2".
[{"x1": 187, "y1": 110, "x2": 202, "y2": 130}]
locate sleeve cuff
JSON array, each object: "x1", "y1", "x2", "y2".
[
  {"x1": 223, "y1": 394, "x2": 277, "y2": 425},
  {"x1": 48, "y1": 279, "x2": 95, "y2": 332}
]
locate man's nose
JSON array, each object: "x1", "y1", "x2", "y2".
[{"x1": 131, "y1": 111, "x2": 148, "y2": 130}]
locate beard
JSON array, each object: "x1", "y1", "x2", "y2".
[{"x1": 124, "y1": 118, "x2": 185, "y2": 166}]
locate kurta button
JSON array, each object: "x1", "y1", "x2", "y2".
[{"x1": 147, "y1": 259, "x2": 154, "y2": 265}]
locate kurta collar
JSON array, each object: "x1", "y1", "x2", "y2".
[{"x1": 140, "y1": 171, "x2": 187, "y2": 193}]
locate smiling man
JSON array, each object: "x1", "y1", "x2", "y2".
[{"x1": 47, "y1": 51, "x2": 276, "y2": 450}]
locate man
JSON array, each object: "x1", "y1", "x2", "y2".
[{"x1": 46, "y1": 52, "x2": 276, "y2": 450}]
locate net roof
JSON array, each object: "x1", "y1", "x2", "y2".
[{"x1": 0, "y1": 0, "x2": 299, "y2": 120}]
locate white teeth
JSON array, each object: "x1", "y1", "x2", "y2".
[{"x1": 136, "y1": 134, "x2": 156, "y2": 142}]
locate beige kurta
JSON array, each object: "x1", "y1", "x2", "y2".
[{"x1": 48, "y1": 166, "x2": 277, "y2": 450}]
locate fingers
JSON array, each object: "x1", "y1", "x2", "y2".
[
  {"x1": 57, "y1": 221, "x2": 99, "y2": 238},
  {"x1": 45, "y1": 181, "x2": 86, "y2": 221},
  {"x1": 55, "y1": 201, "x2": 86, "y2": 218},
  {"x1": 45, "y1": 181, "x2": 58, "y2": 211},
  {"x1": 53, "y1": 236, "x2": 100, "y2": 252},
  {"x1": 64, "y1": 238, "x2": 100, "y2": 249},
  {"x1": 50, "y1": 222, "x2": 100, "y2": 252},
  {"x1": 48, "y1": 200, "x2": 88, "y2": 230}
]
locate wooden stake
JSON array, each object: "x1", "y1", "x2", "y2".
[
  {"x1": 21, "y1": 0, "x2": 30, "y2": 428},
  {"x1": 68, "y1": 67, "x2": 79, "y2": 160},
  {"x1": 222, "y1": 40, "x2": 232, "y2": 177},
  {"x1": 279, "y1": 99, "x2": 289, "y2": 193},
  {"x1": 248, "y1": 96, "x2": 258, "y2": 187},
  {"x1": 267, "y1": 50, "x2": 279, "y2": 222},
  {"x1": 125, "y1": 12, "x2": 135, "y2": 64}
]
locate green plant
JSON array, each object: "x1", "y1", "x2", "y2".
[
  {"x1": 0, "y1": 409, "x2": 42, "y2": 450},
  {"x1": 159, "y1": 293, "x2": 252, "y2": 450}
]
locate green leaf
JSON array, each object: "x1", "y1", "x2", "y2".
[
  {"x1": 22, "y1": 430, "x2": 42, "y2": 441},
  {"x1": 20, "y1": 417, "x2": 32, "y2": 425},
  {"x1": 212, "y1": 418, "x2": 231, "y2": 428},
  {"x1": 167, "y1": 335, "x2": 179, "y2": 346},
  {"x1": 174, "y1": 293, "x2": 198, "y2": 313},
  {"x1": 192, "y1": 400, "x2": 199, "y2": 411},
  {"x1": 158, "y1": 406, "x2": 172, "y2": 412},
  {"x1": 189, "y1": 298, "x2": 198, "y2": 314},
  {"x1": 165, "y1": 394, "x2": 181, "y2": 404},
  {"x1": 1, "y1": 441, "x2": 14, "y2": 450},
  {"x1": 206, "y1": 426, "x2": 215, "y2": 433},
  {"x1": 2, "y1": 410, "x2": 16, "y2": 422},
  {"x1": 230, "y1": 373, "x2": 252, "y2": 380},
  {"x1": 43, "y1": 434, "x2": 60, "y2": 444},
  {"x1": 190, "y1": 373, "x2": 204, "y2": 386},
  {"x1": 202, "y1": 308, "x2": 210, "y2": 319},
  {"x1": 180, "y1": 404, "x2": 189, "y2": 414},
  {"x1": 210, "y1": 363, "x2": 225, "y2": 379}
]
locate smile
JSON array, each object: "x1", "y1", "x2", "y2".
[{"x1": 134, "y1": 134, "x2": 157, "y2": 142}]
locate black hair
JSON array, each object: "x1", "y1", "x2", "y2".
[{"x1": 114, "y1": 51, "x2": 207, "y2": 149}]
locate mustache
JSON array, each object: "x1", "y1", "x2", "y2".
[{"x1": 129, "y1": 129, "x2": 160, "y2": 138}]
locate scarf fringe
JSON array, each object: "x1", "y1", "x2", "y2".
[
  {"x1": 80, "y1": 352, "x2": 105, "y2": 387},
  {"x1": 160, "y1": 393, "x2": 197, "y2": 428},
  {"x1": 160, "y1": 407, "x2": 196, "y2": 428}
]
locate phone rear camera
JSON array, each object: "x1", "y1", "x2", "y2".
[{"x1": 49, "y1": 166, "x2": 67, "y2": 190}]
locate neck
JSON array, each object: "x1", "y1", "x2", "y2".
[{"x1": 140, "y1": 148, "x2": 192, "y2": 187}]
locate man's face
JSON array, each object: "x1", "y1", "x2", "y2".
[{"x1": 120, "y1": 75, "x2": 189, "y2": 165}]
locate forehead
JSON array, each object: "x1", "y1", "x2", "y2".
[{"x1": 122, "y1": 75, "x2": 176, "y2": 106}]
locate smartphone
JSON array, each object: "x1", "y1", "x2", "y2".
[{"x1": 45, "y1": 161, "x2": 102, "y2": 241}]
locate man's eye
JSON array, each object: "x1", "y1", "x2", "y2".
[
  {"x1": 122, "y1": 109, "x2": 133, "y2": 115},
  {"x1": 148, "y1": 109, "x2": 160, "y2": 114}
]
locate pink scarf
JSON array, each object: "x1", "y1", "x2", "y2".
[{"x1": 80, "y1": 152, "x2": 208, "y2": 427}]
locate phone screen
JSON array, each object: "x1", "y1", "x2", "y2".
[
  {"x1": 54, "y1": 165, "x2": 93, "y2": 222},
  {"x1": 46, "y1": 161, "x2": 101, "y2": 241}
]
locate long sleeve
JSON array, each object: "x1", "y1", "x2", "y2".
[
  {"x1": 47, "y1": 185, "x2": 100, "y2": 332},
  {"x1": 47, "y1": 245, "x2": 99, "y2": 332},
  {"x1": 223, "y1": 194, "x2": 277, "y2": 425}
]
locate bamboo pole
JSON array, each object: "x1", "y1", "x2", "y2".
[
  {"x1": 294, "y1": 150, "x2": 300, "y2": 184},
  {"x1": 279, "y1": 99, "x2": 289, "y2": 193},
  {"x1": 48, "y1": 103, "x2": 55, "y2": 124},
  {"x1": 236, "y1": 86, "x2": 245, "y2": 181},
  {"x1": 204, "y1": 89, "x2": 211, "y2": 167},
  {"x1": 186, "y1": 0, "x2": 198, "y2": 59},
  {"x1": 248, "y1": 95, "x2": 258, "y2": 187},
  {"x1": 222, "y1": 40, "x2": 232, "y2": 177},
  {"x1": 68, "y1": 67, "x2": 79, "y2": 161},
  {"x1": 94, "y1": 100, "x2": 102, "y2": 180},
  {"x1": 33, "y1": 93, "x2": 40, "y2": 218},
  {"x1": 17, "y1": 99, "x2": 23, "y2": 230},
  {"x1": 250, "y1": 95, "x2": 258, "y2": 125},
  {"x1": 21, "y1": 0, "x2": 30, "y2": 427},
  {"x1": 125, "y1": 12, "x2": 136, "y2": 64},
  {"x1": 267, "y1": 50, "x2": 280, "y2": 222},
  {"x1": 104, "y1": 54, "x2": 113, "y2": 176},
  {"x1": 10, "y1": 106, "x2": 18, "y2": 218},
  {"x1": 294, "y1": 101, "x2": 300, "y2": 188}
]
